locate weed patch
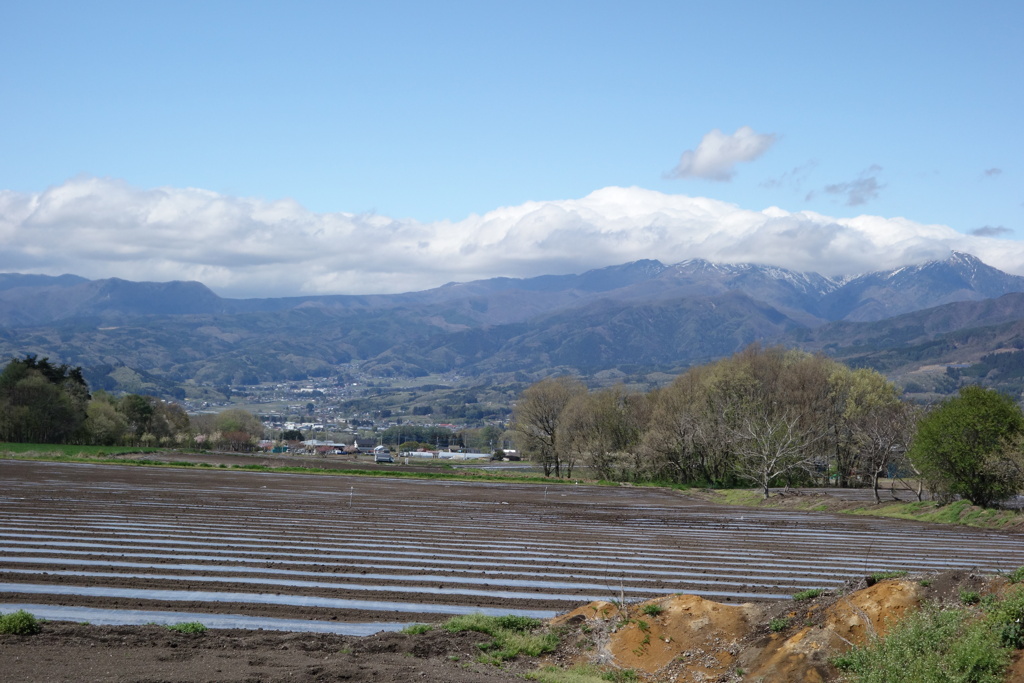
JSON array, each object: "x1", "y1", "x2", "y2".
[
  {"x1": 165, "y1": 621, "x2": 207, "y2": 634},
  {"x1": 867, "y1": 570, "x2": 908, "y2": 585},
  {"x1": 833, "y1": 602, "x2": 1009, "y2": 682},
  {"x1": 443, "y1": 614, "x2": 556, "y2": 664},
  {"x1": 527, "y1": 665, "x2": 638, "y2": 683},
  {"x1": 792, "y1": 588, "x2": 824, "y2": 601},
  {"x1": 834, "y1": 586, "x2": 1024, "y2": 682},
  {"x1": 401, "y1": 623, "x2": 432, "y2": 634},
  {"x1": 960, "y1": 589, "x2": 981, "y2": 605}
]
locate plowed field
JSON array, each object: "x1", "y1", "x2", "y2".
[{"x1": 2, "y1": 459, "x2": 1022, "y2": 634}]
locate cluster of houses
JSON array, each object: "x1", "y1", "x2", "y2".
[
  {"x1": 256, "y1": 437, "x2": 383, "y2": 456},
  {"x1": 256, "y1": 436, "x2": 504, "y2": 461}
]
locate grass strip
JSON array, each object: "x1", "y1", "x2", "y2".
[
  {"x1": 0, "y1": 442, "x2": 159, "y2": 457},
  {"x1": 699, "y1": 489, "x2": 1021, "y2": 531}
]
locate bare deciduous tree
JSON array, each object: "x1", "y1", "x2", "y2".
[
  {"x1": 559, "y1": 387, "x2": 650, "y2": 481},
  {"x1": 730, "y1": 408, "x2": 823, "y2": 498},
  {"x1": 855, "y1": 401, "x2": 918, "y2": 503},
  {"x1": 510, "y1": 377, "x2": 585, "y2": 477}
]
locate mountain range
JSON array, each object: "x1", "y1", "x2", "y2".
[{"x1": 3, "y1": 251, "x2": 1024, "y2": 399}]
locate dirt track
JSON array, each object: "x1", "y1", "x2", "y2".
[{"x1": 3, "y1": 457, "x2": 1023, "y2": 632}]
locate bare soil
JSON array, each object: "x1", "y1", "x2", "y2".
[{"x1": 0, "y1": 622, "x2": 530, "y2": 682}]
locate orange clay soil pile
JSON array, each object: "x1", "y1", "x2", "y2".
[{"x1": 546, "y1": 570, "x2": 1023, "y2": 683}]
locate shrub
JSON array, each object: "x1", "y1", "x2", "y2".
[
  {"x1": 0, "y1": 610, "x2": 42, "y2": 635},
  {"x1": 793, "y1": 588, "x2": 824, "y2": 601},
  {"x1": 165, "y1": 621, "x2": 207, "y2": 634},
  {"x1": 1007, "y1": 566, "x2": 1024, "y2": 584}
]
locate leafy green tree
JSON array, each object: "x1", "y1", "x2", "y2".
[
  {"x1": 84, "y1": 393, "x2": 190, "y2": 446},
  {"x1": 213, "y1": 409, "x2": 265, "y2": 451},
  {"x1": 154, "y1": 401, "x2": 191, "y2": 444},
  {"x1": 86, "y1": 398, "x2": 129, "y2": 446},
  {"x1": 908, "y1": 385, "x2": 1024, "y2": 507},
  {"x1": 460, "y1": 425, "x2": 503, "y2": 452},
  {"x1": 118, "y1": 394, "x2": 155, "y2": 441},
  {"x1": 0, "y1": 355, "x2": 89, "y2": 443},
  {"x1": 280, "y1": 429, "x2": 304, "y2": 441},
  {"x1": 379, "y1": 425, "x2": 456, "y2": 448}
]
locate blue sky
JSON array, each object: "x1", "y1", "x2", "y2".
[{"x1": 1, "y1": 1, "x2": 1022, "y2": 297}]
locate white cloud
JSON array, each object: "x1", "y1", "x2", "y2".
[
  {"x1": 667, "y1": 126, "x2": 776, "y2": 181},
  {"x1": 2, "y1": 176, "x2": 1024, "y2": 298}
]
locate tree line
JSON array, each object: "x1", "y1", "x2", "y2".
[
  {"x1": 0, "y1": 356, "x2": 265, "y2": 450},
  {"x1": 511, "y1": 345, "x2": 1024, "y2": 508}
]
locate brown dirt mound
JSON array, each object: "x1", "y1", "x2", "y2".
[
  {"x1": 729, "y1": 580, "x2": 925, "y2": 683},
  {"x1": 552, "y1": 571, "x2": 1016, "y2": 682},
  {"x1": 551, "y1": 596, "x2": 760, "y2": 680}
]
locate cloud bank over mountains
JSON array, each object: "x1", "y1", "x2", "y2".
[{"x1": 0, "y1": 176, "x2": 1019, "y2": 299}]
